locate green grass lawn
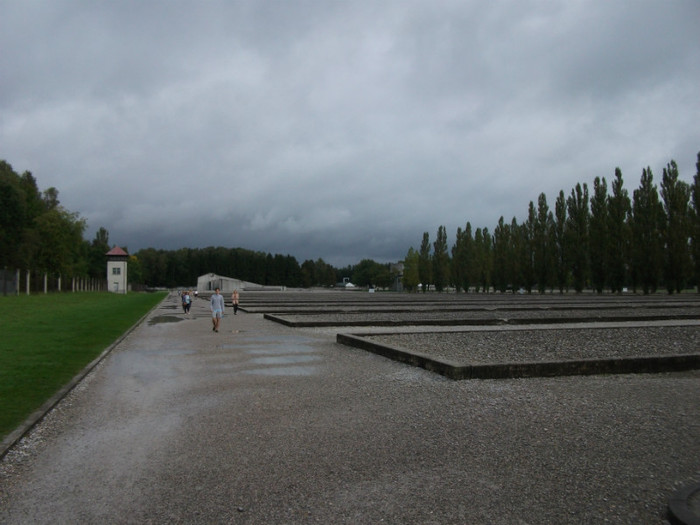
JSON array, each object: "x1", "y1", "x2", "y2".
[{"x1": 0, "y1": 291, "x2": 166, "y2": 441}]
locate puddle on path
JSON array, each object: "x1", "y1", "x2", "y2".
[
  {"x1": 148, "y1": 315, "x2": 184, "y2": 325},
  {"x1": 250, "y1": 355, "x2": 320, "y2": 365},
  {"x1": 243, "y1": 366, "x2": 318, "y2": 376}
]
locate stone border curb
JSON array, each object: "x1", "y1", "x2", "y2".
[
  {"x1": 0, "y1": 294, "x2": 167, "y2": 460},
  {"x1": 668, "y1": 482, "x2": 700, "y2": 525},
  {"x1": 269, "y1": 313, "x2": 699, "y2": 328},
  {"x1": 336, "y1": 332, "x2": 700, "y2": 380}
]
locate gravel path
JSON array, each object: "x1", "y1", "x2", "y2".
[{"x1": 1, "y1": 293, "x2": 699, "y2": 524}]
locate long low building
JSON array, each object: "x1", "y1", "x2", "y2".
[{"x1": 196, "y1": 273, "x2": 285, "y2": 293}]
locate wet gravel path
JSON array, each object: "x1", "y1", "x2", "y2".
[{"x1": 1, "y1": 293, "x2": 699, "y2": 524}]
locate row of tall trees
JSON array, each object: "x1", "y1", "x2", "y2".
[{"x1": 403, "y1": 153, "x2": 700, "y2": 294}]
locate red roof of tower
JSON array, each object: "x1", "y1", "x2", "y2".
[{"x1": 106, "y1": 246, "x2": 128, "y2": 256}]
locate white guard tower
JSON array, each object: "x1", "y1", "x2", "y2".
[{"x1": 106, "y1": 246, "x2": 128, "y2": 294}]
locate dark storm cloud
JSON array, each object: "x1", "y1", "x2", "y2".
[{"x1": 1, "y1": 0, "x2": 699, "y2": 266}]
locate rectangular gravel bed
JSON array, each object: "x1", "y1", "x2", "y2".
[{"x1": 363, "y1": 326, "x2": 700, "y2": 364}]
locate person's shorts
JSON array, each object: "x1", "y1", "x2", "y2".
[{"x1": 212, "y1": 309, "x2": 222, "y2": 319}]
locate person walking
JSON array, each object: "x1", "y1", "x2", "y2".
[
  {"x1": 232, "y1": 289, "x2": 239, "y2": 315},
  {"x1": 210, "y1": 288, "x2": 225, "y2": 332},
  {"x1": 182, "y1": 290, "x2": 191, "y2": 314}
]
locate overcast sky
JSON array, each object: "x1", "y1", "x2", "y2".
[{"x1": 2, "y1": 1, "x2": 699, "y2": 267}]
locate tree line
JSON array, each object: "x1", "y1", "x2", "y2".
[{"x1": 402, "y1": 153, "x2": 700, "y2": 294}]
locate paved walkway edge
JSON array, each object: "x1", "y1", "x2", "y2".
[{"x1": 0, "y1": 295, "x2": 167, "y2": 460}]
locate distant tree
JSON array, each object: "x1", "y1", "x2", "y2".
[
  {"x1": 418, "y1": 232, "x2": 432, "y2": 292},
  {"x1": 352, "y1": 259, "x2": 392, "y2": 288},
  {"x1": 87, "y1": 227, "x2": 111, "y2": 279},
  {"x1": 300, "y1": 259, "x2": 315, "y2": 287},
  {"x1": 432, "y1": 225, "x2": 450, "y2": 292},
  {"x1": 566, "y1": 183, "x2": 590, "y2": 292},
  {"x1": 589, "y1": 176, "x2": 608, "y2": 293},
  {"x1": 631, "y1": 168, "x2": 664, "y2": 294},
  {"x1": 660, "y1": 160, "x2": 691, "y2": 293},
  {"x1": 607, "y1": 168, "x2": 631, "y2": 293},
  {"x1": 402, "y1": 247, "x2": 420, "y2": 292}
]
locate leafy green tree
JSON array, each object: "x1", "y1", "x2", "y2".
[
  {"x1": 589, "y1": 176, "x2": 608, "y2": 293},
  {"x1": 418, "y1": 232, "x2": 432, "y2": 292},
  {"x1": 432, "y1": 225, "x2": 450, "y2": 292},
  {"x1": 660, "y1": 160, "x2": 691, "y2": 293},
  {"x1": 631, "y1": 168, "x2": 664, "y2": 294},
  {"x1": 0, "y1": 161, "x2": 27, "y2": 268},
  {"x1": 34, "y1": 207, "x2": 86, "y2": 276},
  {"x1": 402, "y1": 247, "x2": 420, "y2": 292},
  {"x1": 566, "y1": 183, "x2": 590, "y2": 292},
  {"x1": 607, "y1": 168, "x2": 631, "y2": 293}
]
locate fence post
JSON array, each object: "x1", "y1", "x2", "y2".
[
  {"x1": 58, "y1": 274, "x2": 62, "y2": 292},
  {"x1": 25, "y1": 270, "x2": 30, "y2": 295},
  {"x1": 16, "y1": 269, "x2": 20, "y2": 296},
  {"x1": 43, "y1": 272, "x2": 48, "y2": 294}
]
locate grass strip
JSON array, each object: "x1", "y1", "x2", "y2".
[{"x1": 0, "y1": 291, "x2": 166, "y2": 440}]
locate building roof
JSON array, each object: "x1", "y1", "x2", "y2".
[{"x1": 106, "y1": 246, "x2": 128, "y2": 256}]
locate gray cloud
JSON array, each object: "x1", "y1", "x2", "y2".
[{"x1": 2, "y1": 0, "x2": 699, "y2": 267}]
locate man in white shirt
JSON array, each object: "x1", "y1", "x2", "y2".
[{"x1": 210, "y1": 288, "x2": 225, "y2": 332}]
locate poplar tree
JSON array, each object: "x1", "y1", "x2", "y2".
[
  {"x1": 589, "y1": 176, "x2": 608, "y2": 293},
  {"x1": 492, "y1": 216, "x2": 511, "y2": 293},
  {"x1": 660, "y1": 160, "x2": 691, "y2": 293},
  {"x1": 451, "y1": 227, "x2": 465, "y2": 292},
  {"x1": 607, "y1": 168, "x2": 631, "y2": 293},
  {"x1": 566, "y1": 183, "x2": 590, "y2": 292},
  {"x1": 432, "y1": 225, "x2": 450, "y2": 292},
  {"x1": 534, "y1": 193, "x2": 554, "y2": 293},
  {"x1": 523, "y1": 202, "x2": 536, "y2": 293},
  {"x1": 553, "y1": 191, "x2": 568, "y2": 293},
  {"x1": 461, "y1": 223, "x2": 475, "y2": 292},
  {"x1": 402, "y1": 247, "x2": 420, "y2": 292},
  {"x1": 418, "y1": 232, "x2": 432, "y2": 292},
  {"x1": 631, "y1": 168, "x2": 663, "y2": 294}
]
